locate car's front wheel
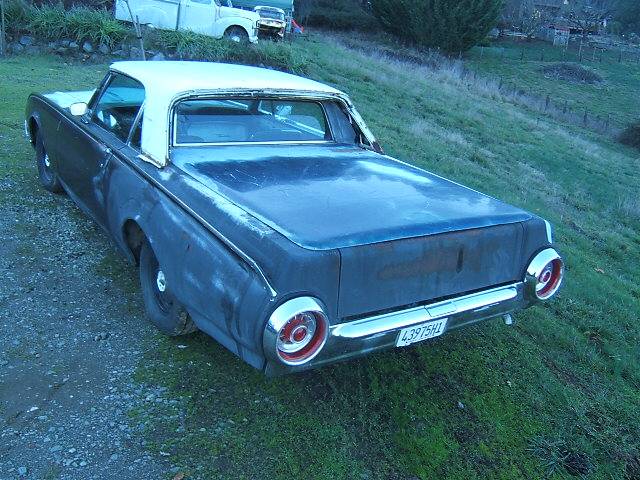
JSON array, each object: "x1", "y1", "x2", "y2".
[
  {"x1": 224, "y1": 26, "x2": 249, "y2": 43},
  {"x1": 35, "y1": 133, "x2": 64, "y2": 193},
  {"x1": 139, "y1": 239, "x2": 197, "y2": 336}
]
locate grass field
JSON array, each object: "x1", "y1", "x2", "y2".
[
  {"x1": 1, "y1": 33, "x2": 640, "y2": 479},
  {"x1": 466, "y1": 39, "x2": 640, "y2": 130}
]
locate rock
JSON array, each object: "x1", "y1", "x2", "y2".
[
  {"x1": 19, "y1": 35, "x2": 35, "y2": 46},
  {"x1": 112, "y1": 49, "x2": 127, "y2": 58},
  {"x1": 49, "y1": 445, "x2": 63, "y2": 453},
  {"x1": 47, "y1": 41, "x2": 58, "y2": 49},
  {"x1": 129, "y1": 47, "x2": 142, "y2": 59},
  {"x1": 82, "y1": 41, "x2": 94, "y2": 53},
  {"x1": 56, "y1": 47, "x2": 68, "y2": 55},
  {"x1": 69, "y1": 41, "x2": 79, "y2": 49},
  {"x1": 25, "y1": 45, "x2": 41, "y2": 55},
  {"x1": 457, "y1": 401, "x2": 465, "y2": 410},
  {"x1": 98, "y1": 44, "x2": 110, "y2": 55},
  {"x1": 17, "y1": 466, "x2": 27, "y2": 476},
  {"x1": 60, "y1": 39, "x2": 71, "y2": 47},
  {"x1": 151, "y1": 52, "x2": 165, "y2": 61}
]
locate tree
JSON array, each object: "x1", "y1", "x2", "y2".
[
  {"x1": 370, "y1": 0, "x2": 503, "y2": 53},
  {"x1": 615, "y1": 0, "x2": 640, "y2": 34},
  {"x1": 0, "y1": 0, "x2": 6, "y2": 57}
]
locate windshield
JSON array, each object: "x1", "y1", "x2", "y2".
[
  {"x1": 258, "y1": 9, "x2": 285, "y2": 20},
  {"x1": 174, "y1": 98, "x2": 334, "y2": 144}
]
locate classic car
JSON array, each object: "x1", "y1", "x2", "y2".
[
  {"x1": 253, "y1": 6, "x2": 287, "y2": 39},
  {"x1": 25, "y1": 61, "x2": 564, "y2": 375},
  {"x1": 115, "y1": 0, "x2": 260, "y2": 43}
]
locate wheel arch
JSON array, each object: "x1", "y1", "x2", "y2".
[
  {"x1": 27, "y1": 115, "x2": 40, "y2": 147},
  {"x1": 122, "y1": 218, "x2": 146, "y2": 265},
  {"x1": 223, "y1": 22, "x2": 252, "y2": 38}
]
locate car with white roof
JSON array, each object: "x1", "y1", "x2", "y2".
[{"x1": 24, "y1": 62, "x2": 564, "y2": 374}]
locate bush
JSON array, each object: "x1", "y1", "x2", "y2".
[
  {"x1": 619, "y1": 121, "x2": 640, "y2": 150},
  {"x1": 304, "y1": 0, "x2": 378, "y2": 31},
  {"x1": 8, "y1": 1, "x2": 129, "y2": 47},
  {"x1": 542, "y1": 63, "x2": 603, "y2": 85},
  {"x1": 146, "y1": 30, "x2": 309, "y2": 73},
  {"x1": 65, "y1": 6, "x2": 129, "y2": 48},
  {"x1": 370, "y1": 0, "x2": 502, "y2": 53}
]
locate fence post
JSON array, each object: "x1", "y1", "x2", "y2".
[
  {"x1": 563, "y1": 100, "x2": 568, "y2": 114},
  {"x1": 618, "y1": 48, "x2": 622, "y2": 63},
  {"x1": 520, "y1": 49, "x2": 525, "y2": 61},
  {"x1": 545, "y1": 95, "x2": 550, "y2": 112}
]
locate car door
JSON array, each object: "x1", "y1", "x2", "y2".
[
  {"x1": 57, "y1": 73, "x2": 145, "y2": 230},
  {"x1": 180, "y1": 0, "x2": 216, "y2": 35}
]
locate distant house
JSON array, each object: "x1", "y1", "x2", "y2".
[{"x1": 550, "y1": 24, "x2": 570, "y2": 45}]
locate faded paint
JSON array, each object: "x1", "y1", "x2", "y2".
[{"x1": 25, "y1": 67, "x2": 556, "y2": 374}]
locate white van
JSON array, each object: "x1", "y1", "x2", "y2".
[{"x1": 115, "y1": 0, "x2": 260, "y2": 43}]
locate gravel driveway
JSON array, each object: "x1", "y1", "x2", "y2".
[{"x1": 0, "y1": 169, "x2": 173, "y2": 479}]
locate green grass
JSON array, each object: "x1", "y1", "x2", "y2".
[
  {"x1": 466, "y1": 39, "x2": 640, "y2": 129},
  {"x1": 1, "y1": 34, "x2": 640, "y2": 480}
]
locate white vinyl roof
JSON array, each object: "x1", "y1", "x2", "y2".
[
  {"x1": 111, "y1": 61, "x2": 343, "y2": 96},
  {"x1": 109, "y1": 61, "x2": 347, "y2": 165}
]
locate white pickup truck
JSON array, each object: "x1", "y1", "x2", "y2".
[{"x1": 115, "y1": 0, "x2": 260, "y2": 43}]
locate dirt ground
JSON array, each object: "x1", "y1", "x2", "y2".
[{"x1": 0, "y1": 169, "x2": 174, "y2": 479}]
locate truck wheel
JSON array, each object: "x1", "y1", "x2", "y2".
[
  {"x1": 139, "y1": 239, "x2": 197, "y2": 336},
  {"x1": 224, "y1": 26, "x2": 249, "y2": 43},
  {"x1": 35, "y1": 133, "x2": 64, "y2": 193}
]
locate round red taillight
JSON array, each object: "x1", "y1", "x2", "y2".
[
  {"x1": 264, "y1": 297, "x2": 330, "y2": 367},
  {"x1": 277, "y1": 311, "x2": 327, "y2": 364},
  {"x1": 535, "y1": 258, "x2": 563, "y2": 299},
  {"x1": 526, "y1": 248, "x2": 564, "y2": 301}
]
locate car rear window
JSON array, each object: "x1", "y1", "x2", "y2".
[{"x1": 174, "y1": 98, "x2": 331, "y2": 145}]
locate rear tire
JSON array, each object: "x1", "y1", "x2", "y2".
[
  {"x1": 224, "y1": 26, "x2": 249, "y2": 43},
  {"x1": 139, "y1": 239, "x2": 197, "y2": 336},
  {"x1": 35, "y1": 133, "x2": 63, "y2": 193}
]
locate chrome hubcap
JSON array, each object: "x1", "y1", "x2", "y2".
[
  {"x1": 156, "y1": 270, "x2": 167, "y2": 292},
  {"x1": 44, "y1": 153, "x2": 51, "y2": 168}
]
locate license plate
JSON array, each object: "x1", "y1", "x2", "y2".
[{"x1": 396, "y1": 318, "x2": 447, "y2": 347}]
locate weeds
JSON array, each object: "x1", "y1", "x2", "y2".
[
  {"x1": 10, "y1": 1, "x2": 130, "y2": 47},
  {"x1": 145, "y1": 29, "x2": 309, "y2": 73}
]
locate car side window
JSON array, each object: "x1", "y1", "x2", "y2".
[
  {"x1": 129, "y1": 113, "x2": 143, "y2": 150},
  {"x1": 92, "y1": 74, "x2": 145, "y2": 143}
]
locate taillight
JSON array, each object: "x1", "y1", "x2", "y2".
[
  {"x1": 264, "y1": 297, "x2": 329, "y2": 366},
  {"x1": 526, "y1": 249, "x2": 564, "y2": 300}
]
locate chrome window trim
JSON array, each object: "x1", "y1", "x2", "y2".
[
  {"x1": 174, "y1": 140, "x2": 334, "y2": 147},
  {"x1": 171, "y1": 97, "x2": 333, "y2": 147},
  {"x1": 166, "y1": 90, "x2": 377, "y2": 161}
]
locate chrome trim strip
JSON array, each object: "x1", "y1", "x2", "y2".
[
  {"x1": 175, "y1": 140, "x2": 333, "y2": 147},
  {"x1": 544, "y1": 220, "x2": 553, "y2": 243},
  {"x1": 112, "y1": 150, "x2": 278, "y2": 298},
  {"x1": 331, "y1": 283, "x2": 519, "y2": 340}
]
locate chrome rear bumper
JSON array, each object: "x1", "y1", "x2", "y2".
[{"x1": 265, "y1": 280, "x2": 534, "y2": 375}]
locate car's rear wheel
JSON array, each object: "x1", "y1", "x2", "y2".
[
  {"x1": 139, "y1": 239, "x2": 197, "y2": 336},
  {"x1": 35, "y1": 133, "x2": 63, "y2": 193},
  {"x1": 224, "y1": 26, "x2": 249, "y2": 43}
]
